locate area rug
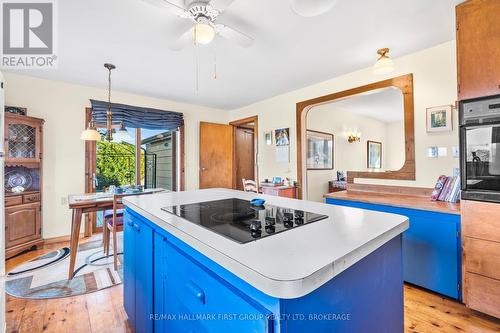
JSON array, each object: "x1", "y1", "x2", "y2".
[{"x1": 6, "y1": 233, "x2": 123, "y2": 299}]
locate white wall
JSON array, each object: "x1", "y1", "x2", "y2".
[
  {"x1": 4, "y1": 73, "x2": 228, "y2": 238},
  {"x1": 229, "y1": 41, "x2": 459, "y2": 193}
]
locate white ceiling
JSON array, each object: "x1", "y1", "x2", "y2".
[
  {"x1": 316, "y1": 87, "x2": 404, "y2": 123},
  {"x1": 7, "y1": 0, "x2": 461, "y2": 110}
]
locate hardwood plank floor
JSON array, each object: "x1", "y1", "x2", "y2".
[{"x1": 5, "y1": 239, "x2": 500, "y2": 333}]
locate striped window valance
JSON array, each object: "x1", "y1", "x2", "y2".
[{"x1": 90, "y1": 99, "x2": 184, "y2": 130}]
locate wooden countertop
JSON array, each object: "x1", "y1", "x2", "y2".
[{"x1": 325, "y1": 190, "x2": 460, "y2": 215}]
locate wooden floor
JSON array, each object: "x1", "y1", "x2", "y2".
[{"x1": 5, "y1": 239, "x2": 500, "y2": 333}]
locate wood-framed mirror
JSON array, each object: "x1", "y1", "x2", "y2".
[{"x1": 296, "y1": 73, "x2": 415, "y2": 199}]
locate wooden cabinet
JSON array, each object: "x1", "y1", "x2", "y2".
[
  {"x1": 456, "y1": 0, "x2": 500, "y2": 100},
  {"x1": 261, "y1": 185, "x2": 297, "y2": 198},
  {"x1": 4, "y1": 113, "x2": 43, "y2": 164},
  {"x1": 4, "y1": 113, "x2": 44, "y2": 258},
  {"x1": 461, "y1": 199, "x2": 500, "y2": 318},
  {"x1": 5, "y1": 202, "x2": 41, "y2": 249}
]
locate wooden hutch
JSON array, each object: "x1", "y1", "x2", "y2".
[{"x1": 4, "y1": 112, "x2": 44, "y2": 258}]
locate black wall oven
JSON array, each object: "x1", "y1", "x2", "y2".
[{"x1": 460, "y1": 94, "x2": 500, "y2": 203}]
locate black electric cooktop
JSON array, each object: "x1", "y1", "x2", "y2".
[{"x1": 161, "y1": 198, "x2": 329, "y2": 244}]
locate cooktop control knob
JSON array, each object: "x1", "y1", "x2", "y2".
[
  {"x1": 283, "y1": 212, "x2": 294, "y2": 222},
  {"x1": 251, "y1": 230, "x2": 262, "y2": 238},
  {"x1": 250, "y1": 220, "x2": 262, "y2": 231},
  {"x1": 284, "y1": 220, "x2": 293, "y2": 229},
  {"x1": 265, "y1": 216, "x2": 276, "y2": 226},
  {"x1": 265, "y1": 225, "x2": 276, "y2": 234},
  {"x1": 295, "y1": 210, "x2": 304, "y2": 218},
  {"x1": 295, "y1": 217, "x2": 304, "y2": 225}
]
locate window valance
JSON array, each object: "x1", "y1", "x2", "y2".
[{"x1": 90, "y1": 99, "x2": 184, "y2": 130}]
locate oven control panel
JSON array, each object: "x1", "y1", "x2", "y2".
[{"x1": 460, "y1": 95, "x2": 500, "y2": 125}]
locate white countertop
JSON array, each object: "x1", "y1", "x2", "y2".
[{"x1": 124, "y1": 189, "x2": 408, "y2": 299}]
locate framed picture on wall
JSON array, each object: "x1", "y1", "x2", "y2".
[
  {"x1": 426, "y1": 105, "x2": 453, "y2": 132},
  {"x1": 367, "y1": 140, "x2": 382, "y2": 169},
  {"x1": 264, "y1": 131, "x2": 273, "y2": 145},
  {"x1": 275, "y1": 128, "x2": 290, "y2": 146},
  {"x1": 306, "y1": 130, "x2": 334, "y2": 170}
]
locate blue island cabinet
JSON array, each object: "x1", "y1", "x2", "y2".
[
  {"x1": 124, "y1": 207, "x2": 405, "y2": 333},
  {"x1": 123, "y1": 212, "x2": 154, "y2": 333},
  {"x1": 326, "y1": 198, "x2": 462, "y2": 300}
]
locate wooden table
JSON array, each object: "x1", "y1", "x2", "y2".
[{"x1": 67, "y1": 189, "x2": 165, "y2": 279}]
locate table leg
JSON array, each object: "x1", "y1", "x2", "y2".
[{"x1": 68, "y1": 208, "x2": 83, "y2": 280}]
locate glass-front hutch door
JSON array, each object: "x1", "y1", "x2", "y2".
[{"x1": 5, "y1": 114, "x2": 42, "y2": 164}]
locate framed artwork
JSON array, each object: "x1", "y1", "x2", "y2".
[
  {"x1": 264, "y1": 131, "x2": 273, "y2": 145},
  {"x1": 367, "y1": 140, "x2": 382, "y2": 169},
  {"x1": 427, "y1": 105, "x2": 453, "y2": 132},
  {"x1": 306, "y1": 130, "x2": 333, "y2": 170},
  {"x1": 275, "y1": 128, "x2": 290, "y2": 146}
]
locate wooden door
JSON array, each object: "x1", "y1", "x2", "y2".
[
  {"x1": 199, "y1": 122, "x2": 233, "y2": 189},
  {"x1": 457, "y1": 0, "x2": 500, "y2": 100},
  {"x1": 5, "y1": 202, "x2": 41, "y2": 248},
  {"x1": 234, "y1": 127, "x2": 255, "y2": 190}
]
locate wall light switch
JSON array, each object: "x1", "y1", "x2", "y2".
[{"x1": 452, "y1": 146, "x2": 459, "y2": 158}]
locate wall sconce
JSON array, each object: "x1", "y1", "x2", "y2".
[{"x1": 347, "y1": 131, "x2": 361, "y2": 143}]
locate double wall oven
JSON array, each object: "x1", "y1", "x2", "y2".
[{"x1": 460, "y1": 94, "x2": 500, "y2": 203}]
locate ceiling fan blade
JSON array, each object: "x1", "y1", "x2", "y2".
[
  {"x1": 168, "y1": 28, "x2": 194, "y2": 51},
  {"x1": 290, "y1": 0, "x2": 337, "y2": 17},
  {"x1": 141, "y1": 0, "x2": 190, "y2": 17},
  {"x1": 209, "y1": 0, "x2": 236, "y2": 12},
  {"x1": 215, "y1": 24, "x2": 254, "y2": 48}
]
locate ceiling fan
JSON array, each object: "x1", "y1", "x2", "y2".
[{"x1": 141, "y1": 0, "x2": 254, "y2": 50}]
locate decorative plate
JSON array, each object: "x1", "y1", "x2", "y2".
[{"x1": 5, "y1": 169, "x2": 33, "y2": 192}]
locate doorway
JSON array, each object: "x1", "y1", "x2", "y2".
[
  {"x1": 231, "y1": 117, "x2": 257, "y2": 190},
  {"x1": 199, "y1": 116, "x2": 258, "y2": 190}
]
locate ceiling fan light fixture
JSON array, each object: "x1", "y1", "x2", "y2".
[
  {"x1": 193, "y1": 21, "x2": 216, "y2": 45},
  {"x1": 373, "y1": 48, "x2": 395, "y2": 75},
  {"x1": 291, "y1": 0, "x2": 337, "y2": 17}
]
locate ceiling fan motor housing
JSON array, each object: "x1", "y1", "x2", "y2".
[{"x1": 185, "y1": 0, "x2": 219, "y2": 21}]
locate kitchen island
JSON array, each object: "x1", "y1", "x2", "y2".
[{"x1": 123, "y1": 189, "x2": 408, "y2": 333}]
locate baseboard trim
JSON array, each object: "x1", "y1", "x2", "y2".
[{"x1": 43, "y1": 234, "x2": 85, "y2": 245}]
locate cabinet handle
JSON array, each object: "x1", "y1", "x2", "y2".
[
  {"x1": 186, "y1": 281, "x2": 205, "y2": 304},
  {"x1": 133, "y1": 223, "x2": 140, "y2": 232}
]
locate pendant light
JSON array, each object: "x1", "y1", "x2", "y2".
[
  {"x1": 104, "y1": 63, "x2": 116, "y2": 142},
  {"x1": 373, "y1": 48, "x2": 395, "y2": 75},
  {"x1": 80, "y1": 117, "x2": 101, "y2": 141},
  {"x1": 113, "y1": 122, "x2": 132, "y2": 142}
]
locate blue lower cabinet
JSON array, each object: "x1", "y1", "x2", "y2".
[
  {"x1": 154, "y1": 232, "x2": 273, "y2": 333},
  {"x1": 325, "y1": 198, "x2": 462, "y2": 300},
  {"x1": 123, "y1": 211, "x2": 154, "y2": 333},
  {"x1": 125, "y1": 206, "x2": 406, "y2": 332}
]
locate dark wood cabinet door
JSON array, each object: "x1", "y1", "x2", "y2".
[
  {"x1": 457, "y1": 0, "x2": 500, "y2": 100},
  {"x1": 5, "y1": 202, "x2": 41, "y2": 248}
]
